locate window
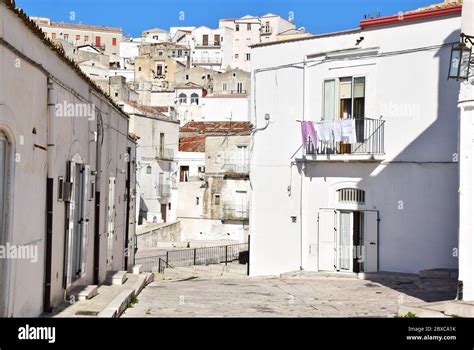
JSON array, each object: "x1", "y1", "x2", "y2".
[
  {"x1": 160, "y1": 133, "x2": 165, "y2": 159},
  {"x1": 190, "y1": 93, "x2": 199, "y2": 105},
  {"x1": 112, "y1": 37, "x2": 117, "y2": 46},
  {"x1": 235, "y1": 54, "x2": 239, "y2": 59},
  {"x1": 76, "y1": 35, "x2": 80, "y2": 41},
  {"x1": 214, "y1": 194, "x2": 221, "y2": 205},
  {"x1": 236, "y1": 24, "x2": 240, "y2": 31},
  {"x1": 146, "y1": 165, "x2": 152, "y2": 174},
  {"x1": 245, "y1": 53, "x2": 251, "y2": 61},
  {"x1": 168, "y1": 203, "x2": 171, "y2": 210},
  {"x1": 323, "y1": 77, "x2": 366, "y2": 120},
  {"x1": 180, "y1": 166, "x2": 189, "y2": 182},
  {"x1": 51, "y1": 32, "x2": 56, "y2": 39},
  {"x1": 95, "y1": 36, "x2": 101, "y2": 47},
  {"x1": 64, "y1": 34, "x2": 69, "y2": 41},
  {"x1": 222, "y1": 83, "x2": 227, "y2": 91},
  {"x1": 237, "y1": 82, "x2": 243, "y2": 94},
  {"x1": 185, "y1": 74, "x2": 189, "y2": 80},
  {"x1": 178, "y1": 49, "x2": 182, "y2": 56},
  {"x1": 84, "y1": 35, "x2": 89, "y2": 42},
  {"x1": 159, "y1": 51, "x2": 163, "y2": 56},
  {"x1": 214, "y1": 34, "x2": 220, "y2": 46},
  {"x1": 58, "y1": 176, "x2": 64, "y2": 201},
  {"x1": 196, "y1": 197, "x2": 200, "y2": 205},
  {"x1": 338, "y1": 188, "x2": 365, "y2": 204},
  {"x1": 247, "y1": 23, "x2": 251, "y2": 31},
  {"x1": 178, "y1": 93, "x2": 187, "y2": 104},
  {"x1": 156, "y1": 64, "x2": 163, "y2": 76},
  {"x1": 202, "y1": 34, "x2": 209, "y2": 46}
]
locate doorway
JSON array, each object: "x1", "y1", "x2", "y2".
[
  {"x1": 318, "y1": 209, "x2": 378, "y2": 273},
  {"x1": 161, "y1": 203, "x2": 167, "y2": 223}
]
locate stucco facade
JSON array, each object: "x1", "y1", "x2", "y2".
[
  {"x1": 250, "y1": 9, "x2": 461, "y2": 276},
  {"x1": 0, "y1": 3, "x2": 136, "y2": 316}
]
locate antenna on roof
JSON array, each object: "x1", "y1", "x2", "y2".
[{"x1": 363, "y1": 8, "x2": 382, "y2": 20}]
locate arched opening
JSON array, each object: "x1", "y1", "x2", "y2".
[
  {"x1": 178, "y1": 93, "x2": 187, "y2": 104},
  {"x1": 190, "y1": 93, "x2": 199, "y2": 105}
]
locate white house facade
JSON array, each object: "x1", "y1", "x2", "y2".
[{"x1": 249, "y1": 6, "x2": 462, "y2": 277}]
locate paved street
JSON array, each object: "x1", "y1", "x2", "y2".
[{"x1": 122, "y1": 272, "x2": 457, "y2": 317}]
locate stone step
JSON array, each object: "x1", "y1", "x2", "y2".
[
  {"x1": 106, "y1": 271, "x2": 128, "y2": 285},
  {"x1": 444, "y1": 301, "x2": 474, "y2": 317},
  {"x1": 67, "y1": 285, "x2": 98, "y2": 301},
  {"x1": 132, "y1": 264, "x2": 143, "y2": 275},
  {"x1": 398, "y1": 303, "x2": 448, "y2": 318},
  {"x1": 98, "y1": 288, "x2": 134, "y2": 318}
]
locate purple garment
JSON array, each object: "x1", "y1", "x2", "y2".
[{"x1": 300, "y1": 121, "x2": 318, "y2": 149}]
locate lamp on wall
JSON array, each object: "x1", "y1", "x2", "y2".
[{"x1": 448, "y1": 33, "x2": 474, "y2": 81}]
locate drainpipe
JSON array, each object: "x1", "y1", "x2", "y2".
[{"x1": 299, "y1": 57, "x2": 308, "y2": 271}]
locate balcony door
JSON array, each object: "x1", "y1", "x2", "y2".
[
  {"x1": 236, "y1": 145, "x2": 248, "y2": 173},
  {"x1": 106, "y1": 177, "x2": 116, "y2": 271},
  {"x1": 234, "y1": 190, "x2": 248, "y2": 219}
]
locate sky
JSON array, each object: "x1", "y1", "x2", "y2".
[{"x1": 16, "y1": 0, "x2": 440, "y2": 38}]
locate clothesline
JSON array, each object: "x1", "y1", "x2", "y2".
[{"x1": 300, "y1": 119, "x2": 357, "y2": 148}]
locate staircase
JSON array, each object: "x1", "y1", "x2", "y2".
[{"x1": 159, "y1": 262, "x2": 248, "y2": 280}]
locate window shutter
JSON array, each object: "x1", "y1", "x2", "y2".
[
  {"x1": 354, "y1": 77, "x2": 365, "y2": 98},
  {"x1": 323, "y1": 80, "x2": 336, "y2": 121}
]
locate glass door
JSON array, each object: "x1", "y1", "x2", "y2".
[{"x1": 337, "y1": 211, "x2": 353, "y2": 271}]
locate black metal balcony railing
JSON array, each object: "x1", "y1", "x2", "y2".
[
  {"x1": 195, "y1": 41, "x2": 221, "y2": 48},
  {"x1": 191, "y1": 57, "x2": 222, "y2": 64},
  {"x1": 308, "y1": 117, "x2": 384, "y2": 156}
]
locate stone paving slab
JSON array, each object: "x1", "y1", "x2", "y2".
[{"x1": 122, "y1": 273, "x2": 457, "y2": 318}]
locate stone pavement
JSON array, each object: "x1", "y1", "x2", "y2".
[{"x1": 122, "y1": 271, "x2": 457, "y2": 317}]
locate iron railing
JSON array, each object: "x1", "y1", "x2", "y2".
[
  {"x1": 309, "y1": 117, "x2": 385, "y2": 156},
  {"x1": 135, "y1": 243, "x2": 249, "y2": 273},
  {"x1": 222, "y1": 160, "x2": 250, "y2": 175}
]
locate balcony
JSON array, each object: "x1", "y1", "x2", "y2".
[
  {"x1": 220, "y1": 89, "x2": 248, "y2": 95},
  {"x1": 222, "y1": 160, "x2": 249, "y2": 178},
  {"x1": 191, "y1": 57, "x2": 222, "y2": 65},
  {"x1": 157, "y1": 184, "x2": 171, "y2": 197},
  {"x1": 195, "y1": 41, "x2": 221, "y2": 48},
  {"x1": 261, "y1": 27, "x2": 272, "y2": 35},
  {"x1": 306, "y1": 117, "x2": 385, "y2": 162},
  {"x1": 222, "y1": 203, "x2": 249, "y2": 221},
  {"x1": 158, "y1": 148, "x2": 174, "y2": 161}
]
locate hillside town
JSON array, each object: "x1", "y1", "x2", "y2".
[{"x1": 0, "y1": 0, "x2": 474, "y2": 322}]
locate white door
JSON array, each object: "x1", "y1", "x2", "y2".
[
  {"x1": 363, "y1": 211, "x2": 378, "y2": 272},
  {"x1": 236, "y1": 145, "x2": 248, "y2": 173},
  {"x1": 337, "y1": 211, "x2": 353, "y2": 272},
  {"x1": 79, "y1": 165, "x2": 90, "y2": 278},
  {"x1": 65, "y1": 161, "x2": 76, "y2": 287},
  {"x1": 107, "y1": 177, "x2": 116, "y2": 271},
  {"x1": 318, "y1": 209, "x2": 336, "y2": 271}
]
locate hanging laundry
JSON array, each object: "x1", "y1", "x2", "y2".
[
  {"x1": 300, "y1": 121, "x2": 318, "y2": 148},
  {"x1": 306, "y1": 122, "x2": 318, "y2": 149},
  {"x1": 315, "y1": 122, "x2": 332, "y2": 142},
  {"x1": 332, "y1": 121, "x2": 342, "y2": 142},
  {"x1": 341, "y1": 119, "x2": 357, "y2": 144}
]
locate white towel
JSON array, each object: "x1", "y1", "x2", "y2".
[
  {"x1": 341, "y1": 119, "x2": 356, "y2": 144},
  {"x1": 332, "y1": 121, "x2": 342, "y2": 142}
]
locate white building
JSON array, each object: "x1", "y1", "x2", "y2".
[
  {"x1": 219, "y1": 14, "x2": 296, "y2": 71},
  {"x1": 141, "y1": 27, "x2": 171, "y2": 43},
  {"x1": 457, "y1": 0, "x2": 474, "y2": 301},
  {"x1": 190, "y1": 26, "x2": 233, "y2": 71},
  {"x1": 125, "y1": 102, "x2": 180, "y2": 225},
  {"x1": 1, "y1": 2, "x2": 136, "y2": 316},
  {"x1": 249, "y1": 5, "x2": 461, "y2": 276}
]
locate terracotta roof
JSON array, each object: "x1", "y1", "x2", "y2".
[
  {"x1": 47, "y1": 21, "x2": 121, "y2": 33},
  {"x1": 360, "y1": 1, "x2": 462, "y2": 28},
  {"x1": 179, "y1": 135, "x2": 206, "y2": 152},
  {"x1": 180, "y1": 121, "x2": 252, "y2": 134},
  {"x1": 127, "y1": 101, "x2": 169, "y2": 115}
]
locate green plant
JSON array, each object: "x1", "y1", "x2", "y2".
[
  {"x1": 128, "y1": 294, "x2": 138, "y2": 308},
  {"x1": 401, "y1": 312, "x2": 418, "y2": 318}
]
